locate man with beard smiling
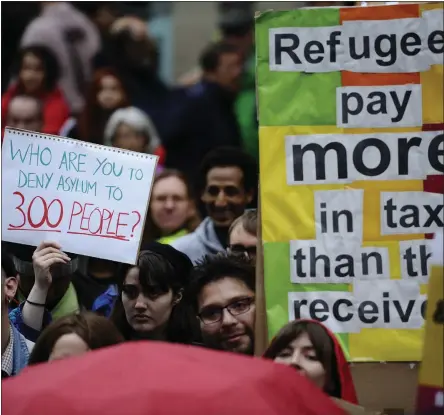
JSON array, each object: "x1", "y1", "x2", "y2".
[
  {"x1": 171, "y1": 147, "x2": 257, "y2": 264},
  {"x1": 188, "y1": 254, "x2": 255, "y2": 355}
]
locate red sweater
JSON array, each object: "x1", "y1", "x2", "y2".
[{"x1": 2, "y1": 83, "x2": 70, "y2": 135}]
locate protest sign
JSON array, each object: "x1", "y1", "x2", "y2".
[
  {"x1": 256, "y1": 2, "x2": 443, "y2": 361},
  {"x1": 416, "y1": 230, "x2": 444, "y2": 415},
  {"x1": 1, "y1": 128, "x2": 157, "y2": 264}
]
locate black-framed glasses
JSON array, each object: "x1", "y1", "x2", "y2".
[
  {"x1": 227, "y1": 244, "x2": 257, "y2": 258},
  {"x1": 198, "y1": 297, "x2": 255, "y2": 325}
]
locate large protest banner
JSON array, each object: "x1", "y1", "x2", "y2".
[
  {"x1": 256, "y1": 2, "x2": 444, "y2": 361},
  {"x1": 2, "y1": 128, "x2": 157, "y2": 264}
]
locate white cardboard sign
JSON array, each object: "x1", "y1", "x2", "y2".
[{"x1": 1, "y1": 128, "x2": 158, "y2": 264}]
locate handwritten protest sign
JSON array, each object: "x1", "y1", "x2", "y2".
[
  {"x1": 1, "y1": 128, "x2": 158, "y2": 264},
  {"x1": 256, "y1": 3, "x2": 443, "y2": 361}
]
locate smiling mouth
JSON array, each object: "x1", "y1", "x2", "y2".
[{"x1": 223, "y1": 333, "x2": 245, "y2": 342}]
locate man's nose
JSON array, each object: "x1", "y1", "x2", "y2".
[
  {"x1": 214, "y1": 191, "x2": 227, "y2": 206},
  {"x1": 220, "y1": 308, "x2": 237, "y2": 326},
  {"x1": 164, "y1": 199, "x2": 175, "y2": 210}
]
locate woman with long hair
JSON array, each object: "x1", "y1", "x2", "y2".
[
  {"x1": 143, "y1": 169, "x2": 201, "y2": 244},
  {"x1": 2, "y1": 45, "x2": 69, "y2": 135},
  {"x1": 110, "y1": 242, "x2": 199, "y2": 344},
  {"x1": 74, "y1": 68, "x2": 129, "y2": 143}
]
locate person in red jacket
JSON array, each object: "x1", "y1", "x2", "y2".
[{"x1": 2, "y1": 45, "x2": 69, "y2": 135}]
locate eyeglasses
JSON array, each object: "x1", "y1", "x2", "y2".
[
  {"x1": 198, "y1": 297, "x2": 255, "y2": 325},
  {"x1": 227, "y1": 244, "x2": 257, "y2": 258}
]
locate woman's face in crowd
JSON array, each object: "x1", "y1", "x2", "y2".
[
  {"x1": 150, "y1": 176, "x2": 192, "y2": 234},
  {"x1": 20, "y1": 52, "x2": 45, "y2": 94},
  {"x1": 97, "y1": 75, "x2": 125, "y2": 110},
  {"x1": 122, "y1": 267, "x2": 175, "y2": 335},
  {"x1": 48, "y1": 333, "x2": 89, "y2": 362},
  {"x1": 113, "y1": 123, "x2": 147, "y2": 153},
  {"x1": 274, "y1": 332, "x2": 326, "y2": 390}
]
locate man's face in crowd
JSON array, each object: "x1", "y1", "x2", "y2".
[
  {"x1": 214, "y1": 51, "x2": 243, "y2": 92},
  {"x1": 201, "y1": 166, "x2": 253, "y2": 228},
  {"x1": 197, "y1": 276, "x2": 255, "y2": 355},
  {"x1": 228, "y1": 222, "x2": 257, "y2": 262},
  {"x1": 6, "y1": 96, "x2": 43, "y2": 132}
]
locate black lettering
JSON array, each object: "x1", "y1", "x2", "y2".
[
  {"x1": 398, "y1": 137, "x2": 421, "y2": 175},
  {"x1": 275, "y1": 34, "x2": 300, "y2": 65},
  {"x1": 428, "y1": 30, "x2": 444, "y2": 54},
  {"x1": 332, "y1": 299, "x2": 353, "y2": 322},
  {"x1": 353, "y1": 138, "x2": 391, "y2": 176},
  {"x1": 362, "y1": 251, "x2": 383, "y2": 275},
  {"x1": 335, "y1": 255, "x2": 354, "y2": 278},
  {"x1": 399, "y1": 205, "x2": 420, "y2": 228},
  {"x1": 292, "y1": 142, "x2": 348, "y2": 181},
  {"x1": 400, "y1": 32, "x2": 421, "y2": 56},
  {"x1": 309, "y1": 299, "x2": 329, "y2": 322},
  {"x1": 419, "y1": 245, "x2": 432, "y2": 276},
  {"x1": 332, "y1": 209, "x2": 353, "y2": 233},
  {"x1": 375, "y1": 34, "x2": 397, "y2": 66},
  {"x1": 382, "y1": 291, "x2": 390, "y2": 323},
  {"x1": 320, "y1": 203, "x2": 328, "y2": 233},
  {"x1": 342, "y1": 92, "x2": 363, "y2": 124},
  {"x1": 293, "y1": 249, "x2": 307, "y2": 278},
  {"x1": 293, "y1": 299, "x2": 308, "y2": 319},
  {"x1": 349, "y1": 36, "x2": 370, "y2": 60},
  {"x1": 403, "y1": 247, "x2": 418, "y2": 277},
  {"x1": 428, "y1": 133, "x2": 444, "y2": 173},
  {"x1": 327, "y1": 31, "x2": 341, "y2": 62},
  {"x1": 390, "y1": 90, "x2": 411, "y2": 123},
  {"x1": 423, "y1": 205, "x2": 444, "y2": 227},
  {"x1": 358, "y1": 301, "x2": 378, "y2": 324},
  {"x1": 367, "y1": 92, "x2": 387, "y2": 116},
  {"x1": 309, "y1": 247, "x2": 330, "y2": 278},
  {"x1": 421, "y1": 299, "x2": 427, "y2": 320},
  {"x1": 433, "y1": 299, "x2": 444, "y2": 324},
  {"x1": 393, "y1": 300, "x2": 414, "y2": 322},
  {"x1": 384, "y1": 198, "x2": 398, "y2": 228},
  {"x1": 304, "y1": 40, "x2": 324, "y2": 64}
]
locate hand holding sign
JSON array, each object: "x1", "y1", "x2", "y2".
[{"x1": 32, "y1": 241, "x2": 70, "y2": 289}]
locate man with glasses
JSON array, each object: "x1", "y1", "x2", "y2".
[
  {"x1": 187, "y1": 254, "x2": 255, "y2": 355},
  {"x1": 227, "y1": 209, "x2": 257, "y2": 263}
]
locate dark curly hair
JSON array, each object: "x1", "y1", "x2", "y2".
[{"x1": 186, "y1": 253, "x2": 255, "y2": 313}]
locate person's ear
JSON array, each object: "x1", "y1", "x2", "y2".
[
  {"x1": 4, "y1": 276, "x2": 18, "y2": 302},
  {"x1": 173, "y1": 290, "x2": 183, "y2": 306},
  {"x1": 245, "y1": 190, "x2": 254, "y2": 204}
]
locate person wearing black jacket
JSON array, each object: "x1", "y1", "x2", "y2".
[{"x1": 163, "y1": 42, "x2": 243, "y2": 183}]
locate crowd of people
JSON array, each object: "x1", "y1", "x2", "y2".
[{"x1": 2, "y1": 2, "x2": 384, "y2": 414}]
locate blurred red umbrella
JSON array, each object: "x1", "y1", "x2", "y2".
[{"x1": 2, "y1": 342, "x2": 346, "y2": 415}]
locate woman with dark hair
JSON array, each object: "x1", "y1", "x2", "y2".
[
  {"x1": 264, "y1": 320, "x2": 358, "y2": 404},
  {"x1": 109, "y1": 242, "x2": 199, "y2": 344},
  {"x1": 2, "y1": 45, "x2": 69, "y2": 134},
  {"x1": 29, "y1": 312, "x2": 123, "y2": 365},
  {"x1": 61, "y1": 68, "x2": 129, "y2": 143},
  {"x1": 143, "y1": 169, "x2": 201, "y2": 244}
]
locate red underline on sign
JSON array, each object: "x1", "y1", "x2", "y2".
[
  {"x1": 7, "y1": 228, "x2": 62, "y2": 233},
  {"x1": 66, "y1": 231, "x2": 129, "y2": 241}
]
